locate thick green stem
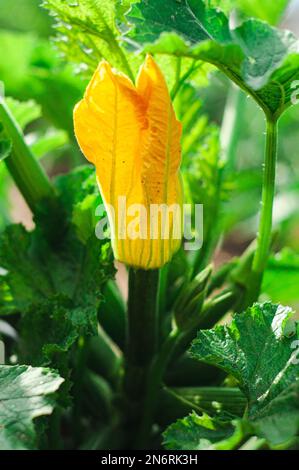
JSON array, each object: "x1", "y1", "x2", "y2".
[
  {"x1": 126, "y1": 269, "x2": 160, "y2": 368},
  {"x1": 124, "y1": 268, "x2": 160, "y2": 446},
  {"x1": 0, "y1": 97, "x2": 55, "y2": 212},
  {"x1": 244, "y1": 118, "x2": 278, "y2": 306},
  {"x1": 134, "y1": 328, "x2": 180, "y2": 448},
  {"x1": 253, "y1": 119, "x2": 278, "y2": 273}
]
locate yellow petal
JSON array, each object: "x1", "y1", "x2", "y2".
[
  {"x1": 74, "y1": 61, "x2": 146, "y2": 261},
  {"x1": 135, "y1": 55, "x2": 183, "y2": 268},
  {"x1": 74, "y1": 61, "x2": 145, "y2": 204},
  {"x1": 73, "y1": 57, "x2": 183, "y2": 270}
]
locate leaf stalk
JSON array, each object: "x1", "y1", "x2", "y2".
[{"x1": 0, "y1": 97, "x2": 56, "y2": 213}]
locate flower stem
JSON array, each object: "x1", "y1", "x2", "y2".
[
  {"x1": 0, "y1": 96, "x2": 56, "y2": 212},
  {"x1": 124, "y1": 268, "x2": 160, "y2": 446}
]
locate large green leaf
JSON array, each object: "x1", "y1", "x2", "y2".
[
  {"x1": 42, "y1": 0, "x2": 139, "y2": 78},
  {"x1": 190, "y1": 302, "x2": 299, "y2": 446},
  {"x1": 19, "y1": 297, "x2": 95, "y2": 366},
  {"x1": 125, "y1": 0, "x2": 299, "y2": 118},
  {"x1": 0, "y1": 365, "x2": 63, "y2": 450},
  {"x1": 0, "y1": 166, "x2": 114, "y2": 364},
  {"x1": 0, "y1": 166, "x2": 111, "y2": 307}
]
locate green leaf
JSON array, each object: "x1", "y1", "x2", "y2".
[
  {"x1": 0, "y1": 224, "x2": 112, "y2": 314},
  {"x1": 0, "y1": 224, "x2": 53, "y2": 311},
  {"x1": 0, "y1": 365, "x2": 63, "y2": 450},
  {"x1": 262, "y1": 249, "x2": 299, "y2": 304},
  {"x1": 163, "y1": 411, "x2": 247, "y2": 450},
  {"x1": 0, "y1": 166, "x2": 111, "y2": 306},
  {"x1": 42, "y1": 0, "x2": 138, "y2": 79},
  {"x1": 0, "y1": 166, "x2": 114, "y2": 364},
  {"x1": 19, "y1": 296, "x2": 87, "y2": 366},
  {"x1": 54, "y1": 164, "x2": 100, "y2": 217},
  {"x1": 125, "y1": 0, "x2": 299, "y2": 118},
  {"x1": 190, "y1": 302, "x2": 299, "y2": 445}
]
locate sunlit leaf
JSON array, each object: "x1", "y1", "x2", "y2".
[
  {"x1": 0, "y1": 365, "x2": 63, "y2": 449},
  {"x1": 125, "y1": 0, "x2": 299, "y2": 118},
  {"x1": 190, "y1": 302, "x2": 299, "y2": 446}
]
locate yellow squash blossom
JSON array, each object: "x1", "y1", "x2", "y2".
[{"x1": 73, "y1": 55, "x2": 183, "y2": 269}]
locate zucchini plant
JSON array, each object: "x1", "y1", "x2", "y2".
[{"x1": 0, "y1": 0, "x2": 299, "y2": 451}]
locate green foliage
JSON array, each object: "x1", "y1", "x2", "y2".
[
  {"x1": 0, "y1": 365, "x2": 63, "y2": 450},
  {"x1": 125, "y1": 0, "x2": 299, "y2": 118},
  {"x1": 163, "y1": 412, "x2": 247, "y2": 450},
  {"x1": 164, "y1": 302, "x2": 299, "y2": 450},
  {"x1": 176, "y1": 84, "x2": 222, "y2": 219},
  {"x1": 1, "y1": 0, "x2": 299, "y2": 452},
  {"x1": 183, "y1": 119, "x2": 222, "y2": 211},
  {"x1": 20, "y1": 297, "x2": 92, "y2": 366},
  {"x1": 0, "y1": 166, "x2": 114, "y2": 366},
  {"x1": 42, "y1": 0, "x2": 139, "y2": 78},
  {"x1": 41, "y1": 0, "x2": 211, "y2": 92},
  {"x1": 189, "y1": 302, "x2": 299, "y2": 447}
]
